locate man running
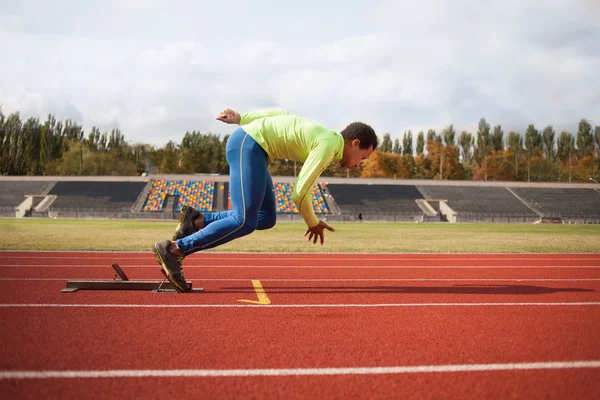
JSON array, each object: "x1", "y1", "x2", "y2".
[{"x1": 152, "y1": 107, "x2": 378, "y2": 292}]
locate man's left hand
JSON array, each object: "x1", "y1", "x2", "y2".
[{"x1": 304, "y1": 220, "x2": 335, "y2": 245}]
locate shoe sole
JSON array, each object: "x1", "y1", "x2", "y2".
[
  {"x1": 151, "y1": 243, "x2": 187, "y2": 293},
  {"x1": 172, "y1": 205, "x2": 189, "y2": 241}
]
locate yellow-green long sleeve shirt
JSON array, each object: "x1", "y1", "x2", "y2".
[{"x1": 239, "y1": 108, "x2": 344, "y2": 228}]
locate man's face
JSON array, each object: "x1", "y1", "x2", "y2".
[{"x1": 341, "y1": 139, "x2": 374, "y2": 169}]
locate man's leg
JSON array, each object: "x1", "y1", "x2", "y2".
[
  {"x1": 256, "y1": 172, "x2": 277, "y2": 230},
  {"x1": 175, "y1": 175, "x2": 274, "y2": 241},
  {"x1": 175, "y1": 128, "x2": 270, "y2": 255}
]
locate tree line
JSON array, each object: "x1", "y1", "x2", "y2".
[
  {"x1": 1, "y1": 107, "x2": 598, "y2": 182},
  {"x1": 366, "y1": 118, "x2": 599, "y2": 182}
]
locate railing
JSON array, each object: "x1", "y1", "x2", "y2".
[{"x1": 7, "y1": 207, "x2": 600, "y2": 224}]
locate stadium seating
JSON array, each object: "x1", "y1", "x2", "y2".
[
  {"x1": 143, "y1": 180, "x2": 215, "y2": 212},
  {"x1": 0, "y1": 181, "x2": 56, "y2": 208},
  {"x1": 418, "y1": 186, "x2": 537, "y2": 216},
  {"x1": 225, "y1": 181, "x2": 329, "y2": 214},
  {"x1": 511, "y1": 188, "x2": 600, "y2": 218},
  {"x1": 48, "y1": 181, "x2": 146, "y2": 211},
  {"x1": 327, "y1": 184, "x2": 424, "y2": 215},
  {"x1": 272, "y1": 182, "x2": 329, "y2": 214}
]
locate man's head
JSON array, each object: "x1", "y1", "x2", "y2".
[{"x1": 340, "y1": 122, "x2": 378, "y2": 168}]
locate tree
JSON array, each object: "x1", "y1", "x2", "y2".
[
  {"x1": 594, "y1": 126, "x2": 600, "y2": 154},
  {"x1": 393, "y1": 138, "x2": 400, "y2": 155},
  {"x1": 0, "y1": 107, "x2": 5, "y2": 173},
  {"x1": 22, "y1": 117, "x2": 42, "y2": 175},
  {"x1": 4, "y1": 112, "x2": 23, "y2": 175},
  {"x1": 576, "y1": 118, "x2": 594, "y2": 157},
  {"x1": 442, "y1": 125, "x2": 456, "y2": 146},
  {"x1": 491, "y1": 125, "x2": 504, "y2": 151},
  {"x1": 458, "y1": 131, "x2": 474, "y2": 167},
  {"x1": 426, "y1": 129, "x2": 436, "y2": 142},
  {"x1": 361, "y1": 150, "x2": 409, "y2": 179},
  {"x1": 416, "y1": 131, "x2": 425, "y2": 155},
  {"x1": 440, "y1": 145, "x2": 463, "y2": 180},
  {"x1": 160, "y1": 141, "x2": 180, "y2": 173},
  {"x1": 401, "y1": 154, "x2": 416, "y2": 178},
  {"x1": 476, "y1": 118, "x2": 491, "y2": 180},
  {"x1": 524, "y1": 124, "x2": 543, "y2": 181},
  {"x1": 473, "y1": 151, "x2": 513, "y2": 181},
  {"x1": 507, "y1": 131, "x2": 523, "y2": 180},
  {"x1": 380, "y1": 133, "x2": 393, "y2": 153},
  {"x1": 402, "y1": 130, "x2": 413, "y2": 156},
  {"x1": 180, "y1": 131, "x2": 227, "y2": 174},
  {"x1": 542, "y1": 125, "x2": 556, "y2": 160}
]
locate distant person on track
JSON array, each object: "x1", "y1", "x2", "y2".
[{"x1": 152, "y1": 107, "x2": 378, "y2": 292}]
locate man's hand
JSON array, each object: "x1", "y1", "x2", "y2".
[
  {"x1": 216, "y1": 108, "x2": 241, "y2": 124},
  {"x1": 304, "y1": 220, "x2": 335, "y2": 245}
]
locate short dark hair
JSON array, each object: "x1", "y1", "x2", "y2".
[{"x1": 340, "y1": 122, "x2": 378, "y2": 150}]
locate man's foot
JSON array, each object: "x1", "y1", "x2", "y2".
[
  {"x1": 172, "y1": 205, "x2": 203, "y2": 241},
  {"x1": 152, "y1": 240, "x2": 188, "y2": 293}
]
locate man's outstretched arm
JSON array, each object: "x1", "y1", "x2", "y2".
[
  {"x1": 240, "y1": 108, "x2": 292, "y2": 125},
  {"x1": 216, "y1": 108, "x2": 292, "y2": 125},
  {"x1": 292, "y1": 140, "x2": 337, "y2": 244}
]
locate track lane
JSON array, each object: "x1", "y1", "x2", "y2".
[
  {"x1": 0, "y1": 306, "x2": 598, "y2": 371},
  {"x1": 1, "y1": 251, "x2": 599, "y2": 399},
  {"x1": 0, "y1": 279, "x2": 598, "y2": 305},
  {"x1": 1, "y1": 252, "x2": 599, "y2": 267},
  {"x1": 1, "y1": 266, "x2": 600, "y2": 281}
]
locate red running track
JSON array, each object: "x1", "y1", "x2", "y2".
[{"x1": 0, "y1": 252, "x2": 599, "y2": 399}]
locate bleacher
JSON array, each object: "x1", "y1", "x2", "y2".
[
  {"x1": 0, "y1": 181, "x2": 56, "y2": 216},
  {"x1": 143, "y1": 180, "x2": 215, "y2": 212},
  {"x1": 272, "y1": 182, "x2": 329, "y2": 214},
  {"x1": 48, "y1": 181, "x2": 146, "y2": 211},
  {"x1": 418, "y1": 186, "x2": 538, "y2": 216},
  {"x1": 225, "y1": 182, "x2": 329, "y2": 214},
  {"x1": 327, "y1": 184, "x2": 424, "y2": 215},
  {"x1": 1, "y1": 176, "x2": 599, "y2": 224},
  {"x1": 0, "y1": 181, "x2": 56, "y2": 208},
  {"x1": 511, "y1": 188, "x2": 600, "y2": 219}
]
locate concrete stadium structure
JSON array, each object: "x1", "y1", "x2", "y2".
[{"x1": 1, "y1": 175, "x2": 599, "y2": 224}]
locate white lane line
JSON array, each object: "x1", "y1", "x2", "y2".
[
  {"x1": 1, "y1": 265, "x2": 599, "y2": 269},
  {"x1": 1, "y1": 278, "x2": 599, "y2": 282},
  {"x1": 2, "y1": 251, "x2": 598, "y2": 255},
  {"x1": 2, "y1": 255, "x2": 599, "y2": 261},
  {"x1": 1, "y1": 302, "x2": 599, "y2": 308},
  {"x1": 1, "y1": 361, "x2": 599, "y2": 379}
]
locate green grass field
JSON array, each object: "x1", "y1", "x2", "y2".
[{"x1": 1, "y1": 218, "x2": 599, "y2": 253}]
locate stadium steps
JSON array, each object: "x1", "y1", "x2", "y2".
[
  {"x1": 320, "y1": 184, "x2": 341, "y2": 215},
  {"x1": 213, "y1": 182, "x2": 224, "y2": 211},
  {"x1": 132, "y1": 182, "x2": 153, "y2": 213},
  {"x1": 505, "y1": 187, "x2": 542, "y2": 216},
  {"x1": 164, "y1": 195, "x2": 178, "y2": 213},
  {"x1": 34, "y1": 195, "x2": 56, "y2": 212},
  {"x1": 33, "y1": 195, "x2": 56, "y2": 213},
  {"x1": 416, "y1": 199, "x2": 438, "y2": 217}
]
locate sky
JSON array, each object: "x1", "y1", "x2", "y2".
[{"x1": 0, "y1": 0, "x2": 599, "y2": 147}]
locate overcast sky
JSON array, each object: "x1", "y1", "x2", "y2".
[{"x1": 1, "y1": 0, "x2": 599, "y2": 146}]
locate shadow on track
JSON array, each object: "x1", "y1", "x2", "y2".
[{"x1": 216, "y1": 284, "x2": 595, "y2": 295}]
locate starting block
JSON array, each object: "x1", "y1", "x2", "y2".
[{"x1": 61, "y1": 263, "x2": 203, "y2": 294}]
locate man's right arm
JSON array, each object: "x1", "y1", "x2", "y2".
[{"x1": 239, "y1": 108, "x2": 292, "y2": 125}]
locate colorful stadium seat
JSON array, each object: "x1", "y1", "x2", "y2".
[
  {"x1": 143, "y1": 180, "x2": 214, "y2": 212},
  {"x1": 227, "y1": 181, "x2": 329, "y2": 214}
]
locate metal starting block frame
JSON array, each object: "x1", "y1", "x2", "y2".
[{"x1": 61, "y1": 263, "x2": 203, "y2": 294}]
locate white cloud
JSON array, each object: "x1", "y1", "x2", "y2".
[{"x1": 0, "y1": 0, "x2": 598, "y2": 147}]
